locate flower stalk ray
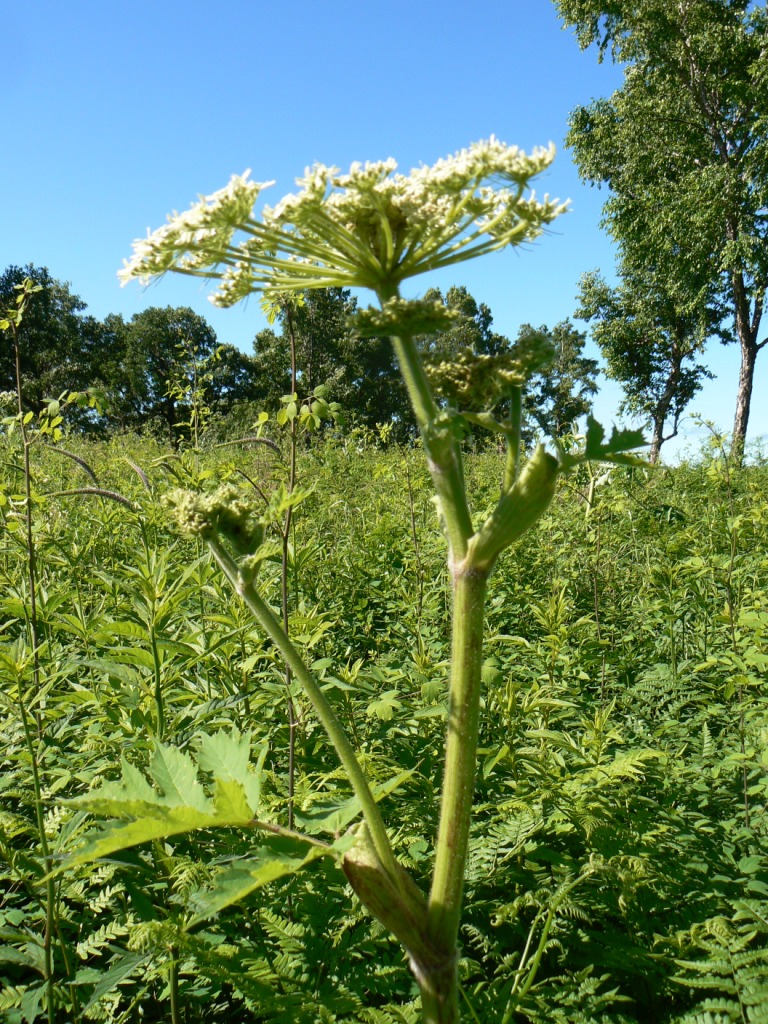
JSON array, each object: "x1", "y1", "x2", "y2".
[{"x1": 120, "y1": 138, "x2": 567, "y2": 304}]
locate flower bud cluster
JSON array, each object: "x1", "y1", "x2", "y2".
[
  {"x1": 165, "y1": 486, "x2": 264, "y2": 556},
  {"x1": 424, "y1": 331, "x2": 556, "y2": 409},
  {"x1": 351, "y1": 298, "x2": 460, "y2": 338}
]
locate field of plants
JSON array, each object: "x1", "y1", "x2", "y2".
[{"x1": 2, "y1": 424, "x2": 768, "y2": 1023}]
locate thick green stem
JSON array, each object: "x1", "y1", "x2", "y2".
[
  {"x1": 503, "y1": 387, "x2": 522, "y2": 492},
  {"x1": 283, "y1": 302, "x2": 300, "y2": 833},
  {"x1": 390, "y1": 331, "x2": 473, "y2": 560},
  {"x1": 421, "y1": 567, "x2": 490, "y2": 1023},
  {"x1": 376, "y1": 284, "x2": 473, "y2": 561},
  {"x1": 206, "y1": 537, "x2": 401, "y2": 883}
]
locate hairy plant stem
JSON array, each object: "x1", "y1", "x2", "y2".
[
  {"x1": 378, "y1": 284, "x2": 473, "y2": 562},
  {"x1": 205, "y1": 536, "x2": 401, "y2": 882},
  {"x1": 418, "y1": 567, "x2": 489, "y2": 1024},
  {"x1": 503, "y1": 386, "x2": 523, "y2": 492},
  {"x1": 377, "y1": 287, "x2": 495, "y2": 1022},
  {"x1": 282, "y1": 302, "x2": 300, "y2": 833}
]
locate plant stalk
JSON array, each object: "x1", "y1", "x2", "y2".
[
  {"x1": 206, "y1": 536, "x2": 401, "y2": 882},
  {"x1": 418, "y1": 566, "x2": 489, "y2": 1024}
]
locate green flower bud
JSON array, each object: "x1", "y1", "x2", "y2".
[
  {"x1": 469, "y1": 444, "x2": 559, "y2": 569},
  {"x1": 351, "y1": 298, "x2": 459, "y2": 338},
  {"x1": 424, "y1": 331, "x2": 556, "y2": 410},
  {"x1": 164, "y1": 486, "x2": 264, "y2": 557}
]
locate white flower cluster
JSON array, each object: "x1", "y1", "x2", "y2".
[
  {"x1": 119, "y1": 173, "x2": 269, "y2": 285},
  {"x1": 120, "y1": 139, "x2": 568, "y2": 306}
]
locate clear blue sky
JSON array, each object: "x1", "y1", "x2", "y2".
[{"x1": 3, "y1": 0, "x2": 757, "y2": 458}]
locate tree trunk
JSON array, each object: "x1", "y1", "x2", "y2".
[
  {"x1": 649, "y1": 416, "x2": 664, "y2": 464},
  {"x1": 730, "y1": 267, "x2": 763, "y2": 465},
  {"x1": 732, "y1": 338, "x2": 756, "y2": 463},
  {"x1": 649, "y1": 342, "x2": 682, "y2": 463}
]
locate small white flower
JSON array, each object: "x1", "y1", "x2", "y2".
[{"x1": 120, "y1": 140, "x2": 568, "y2": 302}]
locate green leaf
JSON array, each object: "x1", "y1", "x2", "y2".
[
  {"x1": 188, "y1": 836, "x2": 335, "y2": 925},
  {"x1": 151, "y1": 744, "x2": 208, "y2": 810},
  {"x1": 295, "y1": 770, "x2": 414, "y2": 836},
  {"x1": 198, "y1": 729, "x2": 265, "y2": 812},
  {"x1": 81, "y1": 953, "x2": 147, "y2": 1012},
  {"x1": 583, "y1": 415, "x2": 646, "y2": 462},
  {"x1": 63, "y1": 733, "x2": 266, "y2": 869}
]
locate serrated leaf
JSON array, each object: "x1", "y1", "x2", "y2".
[
  {"x1": 65, "y1": 805, "x2": 221, "y2": 867},
  {"x1": 63, "y1": 735, "x2": 267, "y2": 870},
  {"x1": 151, "y1": 744, "x2": 208, "y2": 810},
  {"x1": 198, "y1": 729, "x2": 265, "y2": 811},
  {"x1": 188, "y1": 836, "x2": 335, "y2": 925},
  {"x1": 197, "y1": 729, "x2": 252, "y2": 783},
  {"x1": 80, "y1": 757, "x2": 158, "y2": 814},
  {"x1": 583, "y1": 415, "x2": 647, "y2": 461},
  {"x1": 212, "y1": 778, "x2": 253, "y2": 821}
]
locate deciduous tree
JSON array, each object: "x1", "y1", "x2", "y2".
[
  {"x1": 106, "y1": 306, "x2": 218, "y2": 442},
  {"x1": 0, "y1": 264, "x2": 103, "y2": 414},
  {"x1": 556, "y1": 0, "x2": 768, "y2": 458},
  {"x1": 576, "y1": 269, "x2": 713, "y2": 461},
  {"x1": 520, "y1": 319, "x2": 600, "y2": 442},
  {"x1": 253, "y1": 288, "x2": 409, "y2": 433}
]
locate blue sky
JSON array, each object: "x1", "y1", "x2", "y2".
[{"x1": 3, "y1": 0, "x2": 757, "y2": 457}]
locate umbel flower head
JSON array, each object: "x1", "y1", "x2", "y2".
[
  {"x1": 120, "y1": 138, "x2": 567, "y2": 305},
  {"x1": 165, "y1": 486, "x2": 264, "y2": 557},
  {"x1": 424, "y1": 330, "x2": 556, "y2": 409}
]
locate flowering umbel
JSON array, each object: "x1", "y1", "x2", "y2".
[{"x1": 119, "y1": 138, "x2": 567, "y2": 304}]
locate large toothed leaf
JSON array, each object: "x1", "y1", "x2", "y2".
[
  {"x1": 197, "y1": 729, "x2": 253, "y2": 782},
  {"x1": 583, "y1": 416, "x2": 647, "y2": 465},
  {"x1": 151, "y1": 743, "x2": 209, "y2": 811},
  {"x1": 64, "y1": 732, "x2": 265, "y2": 869},
  {"x1": 197, "y1": 728, "x2": 266, "y2": 811},
  {"x1": 212, "y1": 778, "x2": 253, "y2": 822}
]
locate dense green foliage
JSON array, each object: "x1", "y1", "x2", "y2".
[
  {"x1": 2, "y1": 425, "x2": 768, "y2": 1022},
  {"x1": 575, "y1": 268, "x2": 714, "y2": 462},
  {"x1": 557, "y1": 0, "x2": 768, "y2": 455}
]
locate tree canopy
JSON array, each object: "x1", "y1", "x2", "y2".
[
  {"x1": 253, "y1": 288, "x2": 410, "y2": 434},
  {"x1": 0, "y1": 264, "x2": 103, "y2": 414},
  {"x1": 576, "y1": 269, "x2": 713, "y2": 461},
  {"x1": 557, "y1": 0, "x2": 768, "y2": 456},
  {"x1": 520, "y1": 320, "x2": 600, "y2": 443}
]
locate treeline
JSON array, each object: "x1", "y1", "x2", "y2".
[
  {"x1": 6, "y1": 3, "x2": 767, "y2": 462},
  {"x1": 0, "y1": 263, "x2": 599, "y2": 447}
]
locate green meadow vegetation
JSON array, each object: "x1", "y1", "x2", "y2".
[
  {"x1": 3, "y1": 0, "x2": 768, "y2": 1013},
  {"x1": 2, "y1": 419, "x2": 768, "y2": 1023}
]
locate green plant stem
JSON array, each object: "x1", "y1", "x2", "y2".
[
  {"x1": 420, "y1": 566, "x2": 489, "y2": 1024},
  {"x1": 205, "y1": 536, "x2": 401, "y2": 882},
  {"x1": 503, "y1": 387, "x2": 522, "y2": 492},
  {"x1": 282, "y1": 301, "x2": 300, "y2": 833},
  {"x1": 391, "y1": 328, "x2": 472, "y2": 559},
  {"x1": 12, "y1": 313, "x2": 57, "y2": 1024},
  {"x1": 150, "y1": 623, "x2": 165, "y2": 740},
  {"x1": 501, "y1": 870, "x2": 592, "y2": 1024},
  {"x1": 376, "y1": 285, "x2": 472, "y2": 561},
  {"x1": 168, "y1": 945, "x2": 181, "y2": 1024}
]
